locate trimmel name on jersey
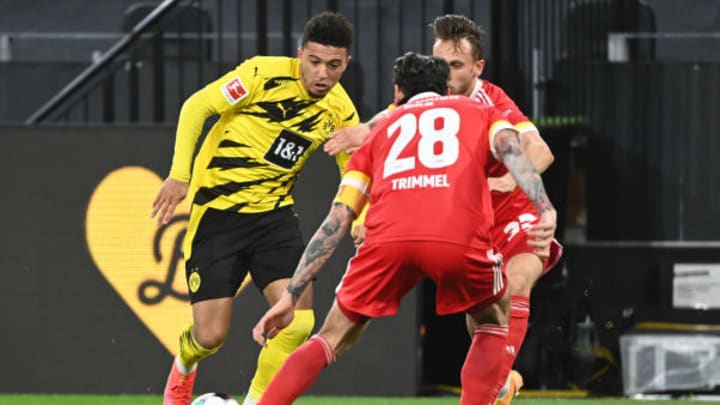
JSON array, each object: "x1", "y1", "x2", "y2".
[{"x1": 391, "y1": 174, "x2": 450, "y2": 190}]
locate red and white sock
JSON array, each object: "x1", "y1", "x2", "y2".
[
  {"x1": 494, "y1": 295, "x2": 531, "y2": 394},
  {"x1": 507, "y1": 295, "x2": 530, "y2": 357},
  {"x1": 258, "y1": 335, "x2": 335, "y2": 405},
  {"x1": 460, "y1": 324, "x2": 509, "y2": 405}
]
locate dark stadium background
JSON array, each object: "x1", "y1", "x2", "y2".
[{"x1": 1, "y1": 0, "x2": 719, "y2": 399}]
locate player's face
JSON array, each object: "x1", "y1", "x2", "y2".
[
  {"x1": 298, "y1": 41, "x2": 351, "y2": 98},
  {"x1": 432, "y1": 38, "x2": 484, "y2": 97}
]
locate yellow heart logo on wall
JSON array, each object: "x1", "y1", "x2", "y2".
[{"x1": 86, "y1": 166, "x2": 191, "y2": 356}]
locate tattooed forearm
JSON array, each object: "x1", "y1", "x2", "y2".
[
  {"x1": 521, "y1": 129, "x2": 554, "y2": 173},
  {"x1": 495, "y1": 130, "x2": 555, "y2": 214},
  {"x1": 287, "y1": 203, "x2": 354, "y2": 304}
]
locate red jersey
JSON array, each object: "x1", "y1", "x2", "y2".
[
  {"x1": 344, "y1": 92, "x2": 515, "y2": 250},
  {"x1": 469, "y1": 78, "x2": 539, "y2": 223},
  {"x1": 470, "y1": 79, "x2": 563, "y2": 273}
]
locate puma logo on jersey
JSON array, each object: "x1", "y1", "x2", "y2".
[{"x1": 243, "y1": 97, "x2": 318, "y2": 129}]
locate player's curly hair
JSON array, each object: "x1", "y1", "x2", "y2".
[
  {"x1": 430, "y1": 14, "x2": 486, "y2": 60},
  {"x1": 393, "y1": 52, "x2": 449, "y2": 105},
  {"x1": 301, "y1": 11, "x2": 353, "y2": 50}
]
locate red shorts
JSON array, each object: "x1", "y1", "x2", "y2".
[
  {"x1": 491, "y1": 211, "x2": 564, "y2": 275},
  {"x1": 335, "y1": 241, "x2": 507, "y2": 320}
]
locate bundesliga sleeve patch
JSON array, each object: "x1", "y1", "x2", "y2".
[{"x1": 221, "y1": 77, "x2": 249, "y2": 105}]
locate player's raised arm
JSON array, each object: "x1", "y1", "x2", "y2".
[
  {"x1": 493, "y1": 128, "x2": 557, "y2": 257},
  {"x1": 489, "y1": 125, "x2": 555, "y2": 193},
  {"x1": 519, "y1": 125, "x2": 554, "y2": 173},
  {"x1": 324, "y1": 123, "x2": 370, "y2": 156},
  {"x1": 324, "y1": 108, "x2": 391, "y2": 155}
]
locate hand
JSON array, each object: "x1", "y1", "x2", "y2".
[
  {"x1": 488, "y1": 173, "x2": 517, "y2": 193},
  {"x1": 351, "y1": 224, "x2": 366, "y2": 246},
  {"x1": 252, "y1": 294, "x2": 295, "y2": 347},
  {"x1": 323, "y1": 124, "x2": 371, "y2": 156},
  {"x1": 527, "y1": 209, "x2": 557, "y2": 260},
  {"x1": 151, "y1": 177, "x2": 188, "y2": 225}
]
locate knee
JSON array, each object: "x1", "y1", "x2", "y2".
[
  {"x1": 506, "y1": 256, "x2": 543, "y2": 296},
  {"x1": 507, "y1": 271, "x2": 532, "y2": 296},
  {"x1": 271, "y1": 309, "x2": 315, "y2": 349},
  {"x1": 193, "y1": 326, "x2": 228, "y2": 349}
]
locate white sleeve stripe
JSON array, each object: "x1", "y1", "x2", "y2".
[{"x1": 340, "y1": 177, "x2": 369, "y2": 194}]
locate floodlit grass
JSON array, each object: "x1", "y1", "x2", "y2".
[{"x1": 0, "y1": 396, "x2": 709, "y2": 405}]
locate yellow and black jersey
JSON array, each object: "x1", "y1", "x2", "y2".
[{"x1": 169, "y1": 55, "x2": 359, "y2": 214}]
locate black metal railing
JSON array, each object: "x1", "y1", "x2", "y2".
[
  {"x1": 24, "y1": 0, "x2": 664, "y2": 126},
  {"x1": 26, "y1": 0, "x2": 186, "y2": 123},
  {"x1": 24, "y1": 0, "x2": 332, "y2": 124},
  {"x1": 24, "y1": 0, "x2": 482, "y2": 125}
]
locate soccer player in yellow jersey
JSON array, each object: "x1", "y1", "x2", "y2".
[{"x1": 150, "y1": 11, "x2": 358, "y2": 405}]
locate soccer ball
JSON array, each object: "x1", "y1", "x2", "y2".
[{"x1": 191, "y1": 392, "x2": 240, "y2": 405}]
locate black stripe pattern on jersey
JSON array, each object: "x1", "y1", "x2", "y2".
[
  {"x1": 193, "y1": 172, "x2": 297, "y2": 209},
  {"x1": 218, "y1": 139, "x2": 250, "y2": 148},
  {"x1": 240, "y1": 97, "x2": 318, "y2": 130},
  {"x1": 293, "y1": 111, "x2": 323, "y2": 133},
  {"x1": 193, "y1": 174, "x2": 283, "y2": 205},
  {"x1": 207, "y1": 157, "x2": 265, "y2": 170}
]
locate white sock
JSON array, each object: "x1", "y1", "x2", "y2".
[
  {"x1": 242, "y1": 394, "x2": 258, "y2": 405},
  {"x1": 174, "y1": 356, "x2": 197, "y2": 375}
]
